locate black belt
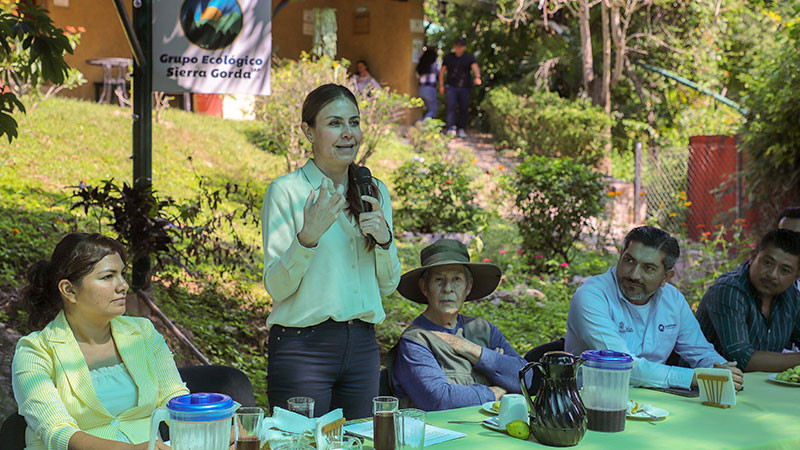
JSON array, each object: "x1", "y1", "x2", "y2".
[{"x1": 273, "y1": 318, "x2": 373, "y2": 334}]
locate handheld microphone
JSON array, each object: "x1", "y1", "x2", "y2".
[
  {"x1": 354, "y1": 166, "x2": 374, "y2": 213},
  {"x1": 354, "y1": 166, "x2": 377, "y2": 246}
]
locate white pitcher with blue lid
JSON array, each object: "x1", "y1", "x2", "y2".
[
  {"x1": 148, "y1": 393, "x2": 240, "y2": 450},
  {"x1": 579, "y1": 350, "x2": 635, "y2": 433}
]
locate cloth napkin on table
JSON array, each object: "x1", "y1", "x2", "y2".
[
  {"x1": 627, "y1": 401, "x2": 656, "y2": 415},
  {"x1": 260, "y1": 407, "x2": 343, "y2": 450}
]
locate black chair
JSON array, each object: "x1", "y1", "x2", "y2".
[
  {"x1": 157, "y1": 365, "x2": 257, "y2": 441},
  {"x1": 378, "y1": 344, "x2": 400, "y2": 397},
  {"x1": 178, "y1": 365, "x2": 256, "y2": 407},
  {"x1": 523, "y1": 338, "x2": 566, "y2": 395},
  {"x1": 524, "y1": 337, "x2": 565, "y2": 363},
  {"x1": 1, "y1": 412, "x2": 27, "y2": 450}
]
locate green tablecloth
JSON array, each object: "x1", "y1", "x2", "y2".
[{"x1": 420, "y1": 372, "x2": 799, "y2": 449}]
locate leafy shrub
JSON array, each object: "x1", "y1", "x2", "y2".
[
  {"x1": 392, "y1": 157, "x2": 488, "y2": 234},
  {"x1": 0, "y1": 1, "x2": 77, "y2": 141},
  {"x1": 250, "y1": 53, "x2": 420, "y2": 173},
  {"x1": 678, "y1": 223, "x2": 754, "y2": 308},
  {"x1": 71, "y1": 177, "x2": 261, "y2": 287},
  {"x1": 738, "y1": 9, "x2": 800, "y2": 208},
  {"x1": 511, "y1": 155, "x2": 607, "y2": 268},
  {"x1": 481, "y1": 87, "x2": 614, "y2": 165},
  {"x1": 153, "y1": 282, "x2": 270, "y2": 407},
  {"x1": 405, "y1": 118, "x2": 451, "y2": 158}
]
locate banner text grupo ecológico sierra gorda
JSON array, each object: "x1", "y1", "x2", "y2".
[{"x1": 161, "y1": 54, "x2": 266, "y2": 79}]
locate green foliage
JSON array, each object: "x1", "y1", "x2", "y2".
[
  {"x1": 392, "y1": 156, "x2": 488, "y2": 234},
  {"x1": 70, "y1": 177, "x2": 262, "y2": 285},
  {"x1": 251, "y1": 53, "x2": 420, "y2": 172},
  {"x1": 0, "y1": 1, "x2": 75, "y2": 142},
  {"x1": 404, "y1": 118, "x2": 451, "y2": 158},
  {"x1": 423, "y1": 0, "x2": 580, "y2": 127},
  {"x1": 153, "y1": 283, "x2": 271, "y2": 407},
  {"x1": 678, "y1": 224, "x2": 754, "y2": 308},
  {"x1": 738, "y1": 4, "x2": 800, "y2": 204},
  {"x1": 512, "y1": 155, "x2": 607, "y2": 267},
  {"x1": 481, "y1": 87, "x2": 613, "y2": 165}
]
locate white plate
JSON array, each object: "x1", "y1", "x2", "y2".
[
  {"x1": 627, "y1": 406, "x2": 669, "y2": 420},
  {"x1": 481, "y1": 401, "x2": 499, "y2": 415},
  {"x1": 767, "y1": 373, "x2": 800, "y2": 386},
  {"x1": 481, "y1": 417, "x2": 505, "y2": 432}
]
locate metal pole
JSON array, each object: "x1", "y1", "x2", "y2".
[
  {"x1": 634, "y1": 142, "x2": 643, "y2": 224},
  {"x1": 632, "y1": 61, "x2": 748, "y2": 116},
  {"x1": 132, "y1": 0, "x2": 153, "y2": 290}
]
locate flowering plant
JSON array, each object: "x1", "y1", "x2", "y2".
[
  {"x1": 511, "y1": 155, "x2": 607, "y2": 270},
  {"x1": 392, "y1": 156, "x2": 488, "y2": 234}
]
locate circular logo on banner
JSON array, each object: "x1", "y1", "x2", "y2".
[{"x1": 180, "y1": 0, "x2": 244, "y2": 50}]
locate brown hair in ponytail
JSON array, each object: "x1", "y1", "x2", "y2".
[
  {"x1": 22, "y1": 233, "x2": 127, "y2": 330},
  {"x1": 302, "y1": 83, "x2": 383, "y2": 251}
]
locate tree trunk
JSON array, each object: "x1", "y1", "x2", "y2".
[
  {"x1": 610, "y1": 5, "x2": 625, "y2": 86},
  {"x1": 600, "y1": 3, "x2": 612, "y2": 175},
  {"x1": 578, "y1": 0, "x2": 595, "y2": 100},
  {"x1": 601, "y1": 4, "x2": 611, "y2": 112}
]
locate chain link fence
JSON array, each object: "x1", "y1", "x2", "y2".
[
  {"x1": 640, "y1": 136, "x2": 759, "y2": 241},
  {"x1": 642, "y1": 145, "x2": 690, "y2": 235}
]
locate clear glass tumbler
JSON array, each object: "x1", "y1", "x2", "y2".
[
  {"x1": 396, "y1": 408, "x2": 426, "y2": 450},
  {"x1": 372, "y1": 396, "x2": 398, "y2": 450},
  {"x1": 234, "y1": 407, "x2": 263, "y2": 450}
]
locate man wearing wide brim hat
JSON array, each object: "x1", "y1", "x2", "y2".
[{"x1": 388, "y1": 239, "x2": 530, "y2": 411}]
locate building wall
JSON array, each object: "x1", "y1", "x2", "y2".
[
  {"x1": 43, "y1": 0, "x2": 134, "y2": 101},
  {"x1": 43, "y1": 0, "x2": 424, "y2": 103},
  {"x1": 272, "y1": 0, "x2": 424, "y2": 98}
]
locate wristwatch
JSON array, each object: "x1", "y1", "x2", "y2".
[{"x1": 377, "y1": 226, "x2": 393, "y2": 250}]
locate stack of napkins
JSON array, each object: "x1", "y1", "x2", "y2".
[{"x1": 260, "y1": 408, "x2": 343, "y2": 450}]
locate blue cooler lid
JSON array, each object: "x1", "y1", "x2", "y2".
[
  {"x1": 167, "y1": 393, "x2": 236, "y2": 422},
  {"x1": 581, "y1": 350, "x2": 634, "y2": 370}
]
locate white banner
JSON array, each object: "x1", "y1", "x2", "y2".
[{"x1": 153, "y1": 0, "x2": 271, "y2": 95}]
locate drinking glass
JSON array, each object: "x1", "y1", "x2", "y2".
[
  {"x1": 287, "y1": 397, "x2": 315, "y2": 418},
  {"x1": 372, "y1": 396, "x2": 399, "y2": 450},
  {"x1": 234, "y1": 407, "x2": 263, "y2": 450},
  {"x1": 396, "y1": 409, "x2": 425, "y2": 450},
  {"x1": 327, "y1": 435, "x2": 363, "y2": 450}
]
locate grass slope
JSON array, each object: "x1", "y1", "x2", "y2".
[{"x1": 0, "y1": 96, "x2": 414, "y2": 407}]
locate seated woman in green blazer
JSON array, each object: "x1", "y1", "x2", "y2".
[{"x1": 11, "y1": 233, "x2": 188, "y2": 450}]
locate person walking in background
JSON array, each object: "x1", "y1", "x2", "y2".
[
  {"x1": 351, "y1": 59, "x2": 381, "y2": 95},
  {"x1": 261, "y1": 84, "x2": 401, "y2": 419},
  {"x1": 439, "y1": 37, "x2": 481, "y2": 137},
  {"x1": 416, "y1": 48, "x2": 439, "y2": 121},
  {"x1": 12, "y1": 233, "x2": 186, "y2": 450}
]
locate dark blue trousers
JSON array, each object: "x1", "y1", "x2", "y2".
[
  {"x1": 267, "y1": 319, "x2": 380, "y2": 419},
  {"x1": 445, "y1": 85, "x2": 471, "y2": 131}
]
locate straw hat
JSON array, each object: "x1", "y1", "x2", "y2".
[{"x1": 397, "y1": 239, "x2": 502, "y2": 304}]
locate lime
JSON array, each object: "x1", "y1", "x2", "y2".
[
  {"x1": 506, "y1": 420, "x2": 530, "y2": 440},
  {"x1": 492, "y1": 401, "x2": 500, "y2": 411}
]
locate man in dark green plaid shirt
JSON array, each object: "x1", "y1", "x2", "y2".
[
  {"x1": 777, "y1": 206, "x2": 800, "y2": 294},
  {"x1": 697, "y1": 229, "x2": 800, "y2": 372}
]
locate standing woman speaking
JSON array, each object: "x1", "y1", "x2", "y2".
[{"x1": 261, "y1": 84, "x2": 401, "y2": 419}]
